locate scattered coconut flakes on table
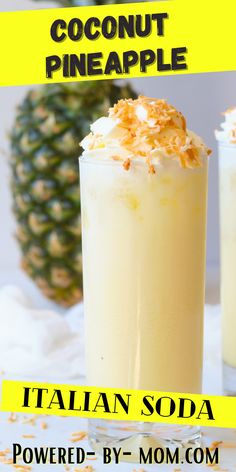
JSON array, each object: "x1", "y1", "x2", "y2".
[
  {"x1": 0, "y1": 448, "x2": 10, "y2": 457},
  {"x1": 2, "y1": 458, "x2": 13, "y2": 465},
  {"x1": 208, "y1": 441, "x2": 223, "y2": 450},
  {"x1": 210, "y1": 467, "x2": 229, "y2": 471},
  {"x1": 8, "y1": 413, "x2": 18, "y2": 423},
  {"x1": 21, "y1": 416, "x2": 37, "y2": 426},
  {"x1": 207, "y1": 465, "x2": 229, "y2": 470},
  {"x1": 69, "y1": 431, "x2": 87, "y2": 443},
  {"x1": 40, "y1": 421, "x2": 48, "y2": 430},
  {"x1": 12, "y1": 466, "x2": 32, "y2": 471},
  {"x1": 74, "y1": 467, "x2": 95, "y2": 472}
]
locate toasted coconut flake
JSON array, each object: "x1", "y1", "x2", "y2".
[
  {"x1": 70, "y1": 431, "x2": 87, "y2": 443},
  {"x1": 0, "y1": 449, "x2": 10, "y2": 457},
  {"x1": 123, "y1": 158, "x2": 131, "y2": 171},
  {"x1": 71, "y1": 431, "x2": 87, "y2": 438},
  {"x1": 209, "y1": 440, "x2": 223, "y2": 449},
  {"x1": 13, "y1": 466, "x2": 32, "y2": 471},
  {"x1": 146, "y1": 158, "x2": 155, "y2": 174},
  {"x1": 223, "y1": 106, "x2": 236, "y2": 115},
  {"x1": 8, "y1": 412, "x2": 17, "y2": 423},
  {"x1": 207, "y1": 467, "x2": 228, "y2": 471},
  {"x1": 95, "y1": 426, "x2": 107, "y2": 431},
  {"x1": 86, "y1": 96, "x2": 210, "y2": 171},
  {"x1": 3, "y1": 458, "x2": 14, "y2": 464},
  {"x1": 88, "y1": 133, "x2": 104, "y2": 150},
  {"x1": 40, "y1": 421, "x2": 48, "y2": 430},
  {"x1": 21, "y1": 416, "x2": 36, "y2": 426},
  {"x1": 74, "y1": 467, "x2": 94, "y2": 472}
]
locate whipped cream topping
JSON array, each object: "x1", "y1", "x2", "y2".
[
  {"x1": 80, "y1": 96, "x2": 211, "y2": 172},
  {"x1": 215, "y1": 107, "x2": 236, "y2": 144}
]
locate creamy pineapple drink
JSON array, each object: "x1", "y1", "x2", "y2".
[
  {"x1": 79, "y1": 97, "x2": 210, "y2": 453},
  {"x1": 216, "y1": 108, "x2": 236, "y2": 394}
]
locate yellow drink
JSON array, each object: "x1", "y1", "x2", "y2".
[{"x1": 80, "y1": 158, "x2": 208, "y2": 393}]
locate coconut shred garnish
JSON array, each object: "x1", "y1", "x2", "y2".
[{"x1": 80, "y1": 96, "x2": 211, "y2": 173}]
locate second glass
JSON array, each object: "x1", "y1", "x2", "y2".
[
  {"x1": 218, "y1": 141, "x2": 236, "y2": 395},
  {"x1": 79, "y1": 154, "x2": 208, "y2": 456}
]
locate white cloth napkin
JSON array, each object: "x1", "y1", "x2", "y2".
[
  {"x1": 0, "y1": 285, "x2": 85, "y2": 380},
  {"x1": 0, "y1": 285, "x2": 222, "y2": 393}
]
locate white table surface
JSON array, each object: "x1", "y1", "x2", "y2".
[{"x1": 0, "y1": 270, "x2": 235, "y2": 471}]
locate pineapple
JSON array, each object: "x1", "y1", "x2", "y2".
[{"x1": 10, "y1": 78, "x2": 137, "y2": 305}]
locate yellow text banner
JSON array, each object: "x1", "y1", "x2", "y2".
[
  {"x1": 1, "y1": 380, "x2": 236, "y2": 428},
  {"x1": 0, "y1": 0, "x2": 235, "y2": 86}
]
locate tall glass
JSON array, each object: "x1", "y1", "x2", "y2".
[
  {"x1": 79, "y1": 155, "x2": 208, "y2": 457},
  {"x1": 218, "y1": 142, "x2": 236, "y2": 395}
]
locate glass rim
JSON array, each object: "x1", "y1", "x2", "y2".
[{"x1": 79, "y1": 154, "x2": 208, "y2": 170}]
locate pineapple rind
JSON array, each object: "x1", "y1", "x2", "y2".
[{"x1": 10, "y1": 81, "x2": 137, "y2": 307}]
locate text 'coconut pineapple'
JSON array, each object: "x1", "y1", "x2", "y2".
[{"x1": 46, "y1": 47, "x2": 187, "y2": 79}]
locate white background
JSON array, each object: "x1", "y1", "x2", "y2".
[{"x1": 1, "y1": 0, "x2": 236, "y2": 277}]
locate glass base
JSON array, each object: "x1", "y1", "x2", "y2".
[
  {"x1": 89, "y1": 419, "x2": 201, "y2": 463},
  {"x1": 223, "y1": 362, "x2": 236, "y2": 396}
]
